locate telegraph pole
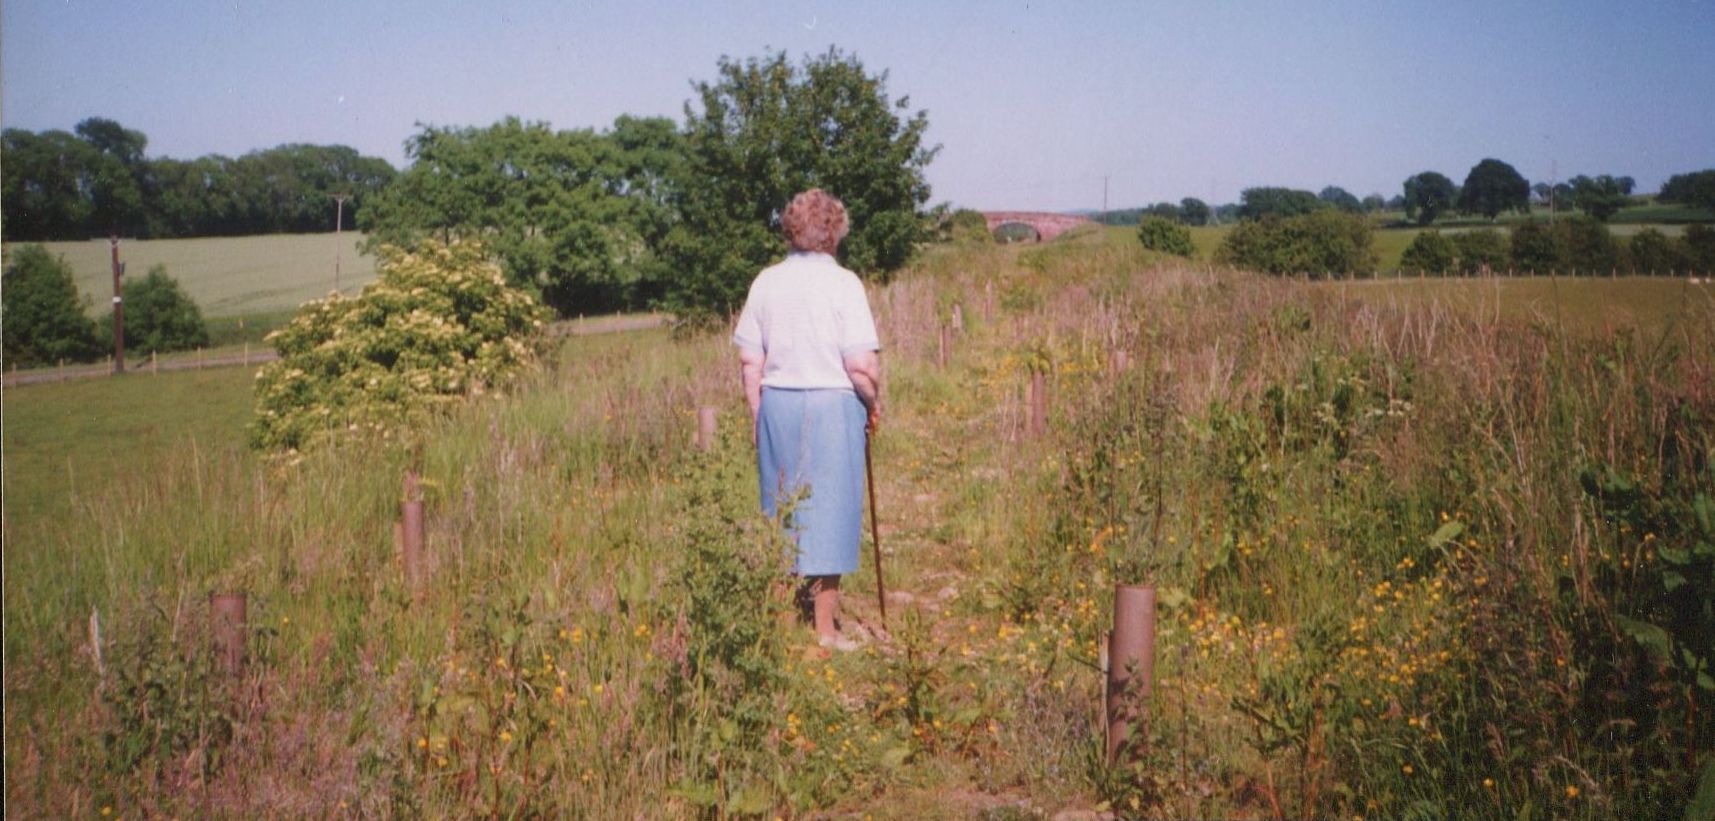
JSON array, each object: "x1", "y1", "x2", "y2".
[
  {"x1": 110, "y1": 233, "x2": 126, "y2": 373},
  {"x1": 1102, "y1": 176, "x2": 1109, "y2": 223},
  {"x1": 332, "y1": 193, "x2": 350, "y2": 292}
]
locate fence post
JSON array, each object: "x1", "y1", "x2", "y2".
[
  {"x1": 951, "y1": 303, "x2": 964, "y2": 334},
  {"x1": 696, "y1": 406, "x2": 718, "y2": 451},
  {"x1": 938, "y1": 323, "x2": 950, "y2": 369},
  {"x1": 1106, "y1": 584, "x2": 1156, "y2": 762},
  {"x1": 401, "y1": 471, "x2": 424, "y2": 592},
  {"x1": 210, "y1": 592, "x2": 247, "y2": 674},
  {"x1": 1028, "y1": 371, "x2": 1048, "y2": 437}
]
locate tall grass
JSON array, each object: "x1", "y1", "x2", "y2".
[{"x1": 4, "y1": 230, "x2": 1710, "y2": 818}]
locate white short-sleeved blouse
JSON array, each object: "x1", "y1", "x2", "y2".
[{"x1": 732, "y1": 251, "x2": 880, "y2": 390}]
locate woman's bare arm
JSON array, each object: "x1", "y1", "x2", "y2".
[
  {"x1": 843, "y1": 350, "x2": 882, "y2": 431},
  {"x1": 739, "y1": 347, "x2": 766, "y2": 439}
]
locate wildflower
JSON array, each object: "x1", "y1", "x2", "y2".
[
  {"x1": 499, "y1": 730, "x2": 513, "y2": 743},
  {"x1": 1402, "y1": 764, "x2": 1414, "y2": 775},
  {"x1": 1483, "y1": 778, "x2": 1494, "y2": 789},
  {"x1": 418, "y1": 737, "x2": 428, "y2": 749},
  {"x1": 1565, "y1": 785, "x2": 1579, "y2": 798}
]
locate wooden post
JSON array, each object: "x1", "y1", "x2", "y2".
[
  {"x1": 151, "y1": 350, "x2": 158, "y2": 375},
  {"x1": 695, "y1": 406, "x2": 719, "y2": 451},
  {"x1": 1106, "y1": 584, "x2": 1156, "y2": 762},
  {"x1": 110, "y1": 234, "x2": 126, "y2": 374},
  {"x1": 1028, "y1": 371, "x2": 1047, "y2": 437},
  {"x1": 938, "y1": 323, "x2": 950, "y2": 369},
  {"x1": 243, "y1": 342, "x2": 250, "y2": 366},
  {"x1": 401, "y1": 471, "x2": 424, "y2": 591},
  {"x1": 951, "y1": 303, "x2": 964, "y2": 334},
  {"x1": 210, "y1": 593, "x2": 247, "y2": 674}
]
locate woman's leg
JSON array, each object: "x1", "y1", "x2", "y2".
[{"x1": 810, "y1": 575, "x2": 841, "y2": 639}]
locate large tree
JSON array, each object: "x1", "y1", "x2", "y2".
[
  {"x1": 358, "y1": 117, "x2": 678, "y2": 314},
  {"x1": 1178, "y1": 197, "x2": 1211, "y2": 226},
  {"x1": 1318, "y1": 185, "x2": 1363, "y2": 213},
  {"x1": 1402, "y1": 172, "x2": 1457, "y2": 226},
  {"x1": 1659, "y1": 169, "x2": 1715, "y2": 214},
  {"x1": 663, "y1": 48, "x2": 937, "y2": 318},
  {"x1": 1568, "y1": 174, "x2": 1628, "y2": 222},
  {"x1": 1237, "y1": 187, "x2": 1325, "y2": 220},
  {"x1": 1458, "y1": 158, "x2": 1530, "y2": 220}
]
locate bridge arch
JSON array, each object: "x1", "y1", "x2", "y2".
[{"x1": 980, "y1": 211, "x2": 1096, "y2": 242}]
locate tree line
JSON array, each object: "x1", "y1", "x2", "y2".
[{"x1": 2, "y1": 117, "x2": 397, "y2": 240}]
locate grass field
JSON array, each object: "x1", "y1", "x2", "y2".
[
  {"x1": 6, "y1": 228, "x2": 1712, "y2": 818},
  {"x1": 8, "y1": 233, "x2": 377, "y2": 319}
]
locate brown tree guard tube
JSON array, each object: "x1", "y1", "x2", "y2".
[
  {"x1": 210, "y1": 593, "x2": 247, "y2": 674},
  {"x1": 866, "y1": 434, "x2": 887, "y2": 625},
  {"x1": 1106, "y1": 584, "x2": 1156, "y2": 762},
  {"x1": 401, "y1": 471, "x2": 424, "y2": 591}
]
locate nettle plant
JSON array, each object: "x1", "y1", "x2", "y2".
[{"x1": 250, "y1": 240, "x2": 550, "y2": 453}]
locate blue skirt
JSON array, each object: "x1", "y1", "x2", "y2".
[{"x1": 757, "y1": 387, "x2": 868, "y2": 576}]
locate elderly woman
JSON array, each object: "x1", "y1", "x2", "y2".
[{"x1": 733, "y1": 189, "x2": 882, "y2": 651}]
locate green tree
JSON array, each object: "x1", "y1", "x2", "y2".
[
  {"x1": 1682, "y1": 225, "x2": 1715, "y2": 273},
  {"x1": 1560, "y1": 217, "x2": 1617, "y2": 275},
  {"x1": 75, "y1": 117, "x2": 150, "y2": 235},
  {"x1": 0, "y1": 129, "x2": 96, "y2": 240},
  {"x1": 1318, "y1": 186, "x2": 1363, "y2": 213},
  {"x1": 1361, "y1": 193, "x2": 1387, "y2": 213},
  {"x1": 1659, "y1": 170, "x2": 1715, "y2": 214},
  {"x1": 1, "y1": 245, "x2": 102, "y2": 366},
  {"x1": 1136, "y1": 216, "x2": 1195, "y2": 257},
  {"x1": 1237, "y1": 187, "x2": 1325, "y2": 220},
  {"x1": 1399, "y1": 231, "x2": 1457, "y2": 276},
  {"x1": 1402, "y1": 172, "x2": 1456, "y2": 226},
  {"x1": 1452, "y1": 229, "x2": 1509, "y2": 273},
  {"x1": 663, "y1": 49, "x2": 937, "y2": 318},
  {"x1": 1569, "y1": 174, "x2": 1628, "y2": 222},
  {"x1": 1457, "y1": 158, "x2": 1530, "y2": 220},
  {"x1": 1179, "y1": 197, "x2": 1211, "y2": 226},
  {"x1": 1509, "y1": 220, "x2": 1567, "y2": 274},
  {"x1": 105, "y1": 265, "x2": 208, "y2": 354},
  {"x1": 1626, "y1": 228, "x2": 1684, "y2": 275},
  {"x1": 1216, "y1": 210, "x2": 1376, "y2": 278},
  {"x1": 359, "y1": 117, "x2": 672, "y2": 315}
]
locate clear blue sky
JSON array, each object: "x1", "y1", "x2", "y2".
[{"x1": 5, "y1": 0, "x2": 1712, "y2": 211}]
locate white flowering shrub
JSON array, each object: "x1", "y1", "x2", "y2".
[{"x1": 250, "y1": 240, "x2": 550, "y2": 453}]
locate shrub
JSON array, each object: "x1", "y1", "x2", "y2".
[
  {"x1": 1135, "y1": 216, "x2": 1195, "y2": 257},
  {"x1": 1, "y1": 244, "x2": 101, "y2": 366},
  {"x1": 105, "y1": 264, "x2": 208, "y2": 354},
  {"x1": 1216, "y1": 210, "x2": 1377, "y2": 278},
  {"x1": 1509, "y1": 220, "x2": 1567, "y2": 274},
  {"x1": 944, "y1": 209, "x2": 993, "y2": 244},
  {"x1": 1626, "y1": 228, "x2": 1685, "y2": 275},
  {"x1": 1684, "y1": 224, "x2": 1715, "y2": 273},
  {"x1": 1561, "y1": 217, "x2": 1618, "y2": 275},
  {"x1": 249, "y1": 240, "x2": 550, "y2": 453},
  {"x1": 1452, "y1": 228, "x2": 1509, "y2": 273},
  {"x1": 1398, "y1": 231, "x2": 1456, "y2": 276}
]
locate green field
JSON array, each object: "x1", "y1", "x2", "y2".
[{"x1": 9, "y1": 233, "x2": 377, "y2": 319}]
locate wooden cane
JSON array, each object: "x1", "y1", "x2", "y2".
[{"x1": 865, "y1": 433, "x2": 887, "y2": 625}]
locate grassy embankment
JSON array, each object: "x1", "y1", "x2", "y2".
[{"x1": 5, "y1": 230, "x2": 1712, "y2": 818}]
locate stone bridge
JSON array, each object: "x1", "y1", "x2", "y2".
[{"x1": 982, "y1": 211, "x2": 1097, "y2": 242}]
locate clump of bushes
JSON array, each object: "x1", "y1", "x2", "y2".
[
  {"x1": 1217, "y1": 210, "x2": 1377, "y2": 278},
  {"x1": 1400, "y1": 229, "x2": 1513, "y2": 276},
  {"x1": 941, "y1": 208, "x2": 994, "y2": 244},
  {"x1": 250, "y1": 240, "x2": 549, "y2": 453},
  {"x1": 106, "y1": 265, "x2": 208, "y2": 354},
  {"x1": 2, "y1": 244, "x2": 102, "y2": 366},
  {"x1": 1136, "y1": 216, "x2": 1195, "y2": 257}
]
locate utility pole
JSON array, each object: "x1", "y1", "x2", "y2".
[
  {"x1": 1548, "y1": 160, "x2": 1557, "y2": 223},
  {"x1": 110, "y1": 233, "x2": 126, "y2": 373},
  {"x1": 332, "y1": 193, "x2": 350, "y2": 292},
  {"x1": 1102, "y1": 176, "x2": 1109, "y2": 223}
]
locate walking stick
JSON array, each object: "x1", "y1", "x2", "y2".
[{"x1": 865, "y1": 432, "x2": 887, "y2": 625}]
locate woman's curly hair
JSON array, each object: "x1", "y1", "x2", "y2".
[{"x1": 781, "y1": 189, "x2": 849, "y2": 254}]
